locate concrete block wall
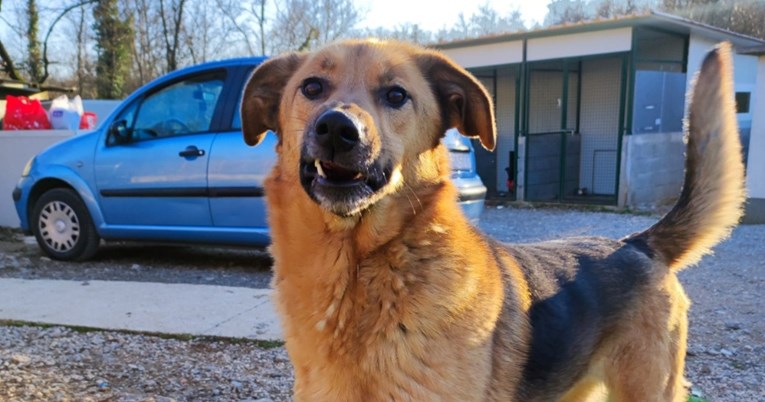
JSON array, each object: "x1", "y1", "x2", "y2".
[{"x1": 623, "y1": 131, "x2": 685, "y2": 209}]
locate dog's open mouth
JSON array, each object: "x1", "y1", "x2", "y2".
[
  {"x1": 300, "y1": 159, "x2": 393, "y2": 215},
  {"x1": 316, "y1": 160, "x2": 364, "y2": 184}
]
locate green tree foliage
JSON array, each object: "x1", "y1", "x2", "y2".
[{"x1": 92, "y1": 0, "x2": 133, "y2": 99}]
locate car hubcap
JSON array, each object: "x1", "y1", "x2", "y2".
[{"x1": 39, "y1": 201, "x2": 80, "y2": 252}]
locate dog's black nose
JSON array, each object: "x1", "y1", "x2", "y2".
[{"x1": 315, "y1": 110, "x2": 360, "y2": 153}]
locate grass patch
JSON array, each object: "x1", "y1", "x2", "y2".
[{"x1": 730, "y1": 360, "x2": 747, "y2": 370}]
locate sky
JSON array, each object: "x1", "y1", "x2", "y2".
[
  {"x1": 0, "y1": 0, "x2": 555, "y2": 79},
  {"x1": 359, "y1": 0, "x2": 553, "y2": 32},
  {"x1": 0, "y1": 0, "x2": 553, "y2": 43}
]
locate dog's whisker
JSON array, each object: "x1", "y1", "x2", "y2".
[
  {"x1": 404, "y1": 181, "x2": 423, "y2": 213},
  {"x1": 402, "y1": 183, "x2": 417, "y2": 215}
]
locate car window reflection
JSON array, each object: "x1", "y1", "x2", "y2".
[{"x1": 132, "y1": 75, "x2": 225, "y2": 140}]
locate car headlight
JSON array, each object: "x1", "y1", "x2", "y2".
[{"x1": 21, "y1": 157, "x2": 35, "y2": 177}]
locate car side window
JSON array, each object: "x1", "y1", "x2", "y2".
[
  {"x1": 106, "y1": 99, "x2": 139, "y2": 146},
  {"x1": 130, "y1": 72, "x2": 226, "y2": 141},
  {"x1": 231, "y1": 67, "x2": 256, "y2": 130},
  {"x1": 231, "y1": 101, "x2": 243, "y2": 130}
]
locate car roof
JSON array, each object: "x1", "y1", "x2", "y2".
[
  {"x1": 114, "y1": 56, "x2": 268, "y2": 117},
  {"x1": 153, "y1": 56, "x2": 268, "y2": 84}
]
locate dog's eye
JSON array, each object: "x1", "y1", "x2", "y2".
[
  {"x1": 384, "y1": 86, "x2": 409, "y2": 108},
  {"x1": 301, "y1": 78, "x2": 324, "y2": 100}
]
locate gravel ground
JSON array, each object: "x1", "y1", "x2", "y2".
[
  {"x1": 1, "y1": 205, "x2": 764, "y2": 401},
  {"x1": 0, "y1": 228, "x2": 273, "y2": 288}
]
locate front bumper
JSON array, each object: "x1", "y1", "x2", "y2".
[
  {"x1": 12, "y1": 177, "x2": 33, "y2": 233},
  {"x1": 452, "y1": 175, "x2": 487, "y2": 223}
]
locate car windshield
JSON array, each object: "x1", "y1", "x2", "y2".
[{"x1": 133, "y1": 75, "x2": 224, "y2": 137}]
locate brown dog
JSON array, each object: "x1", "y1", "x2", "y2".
[{"x1": 241, "y1": 40, "x2": 745, "y2": 401}]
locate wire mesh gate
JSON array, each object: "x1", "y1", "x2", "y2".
[
  {"x1": 473, "y1": 66, "x2": 520, "y2": 199},
  {"x1": 524, "y1": 55, "x2": 625, "y2": 204}
]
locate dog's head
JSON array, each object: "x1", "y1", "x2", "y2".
[{"x1": 241, "y1": 39, "x2": 495, "y2": 217}]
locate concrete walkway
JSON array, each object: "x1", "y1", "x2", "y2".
[{"x1": 0, "y1": 278, "x2": 283, "y2": 341}]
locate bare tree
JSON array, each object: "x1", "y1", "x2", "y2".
[
  {"x1": 25, "y1": 0, "x2": 43, "y2": 83},
  {"x1": 545, "y1": 0, "x2": 589, "y2": 26},
  {"x1": 0, "y1": 0, "x2": 98, "y2": 87},
  {"x1": 314, "y1": 0, "x2": 359, "y2": 44},
  {"x1": 434, "y1": 3, "x2": 526, "y2": 42},
  {"x1": 270, "y1": 0, "x2": 317, "y2": 52},
  {"x1": 364, "y1": 23, "x2": 434, "y2": 45},
  {"x1": 64, "y1": 3, "x2": 97, "y2": 96},
  {"x1": 253, "y1": 0, "x2": 267, "y2": 55},
  {"x1": 270, "y1": 0, "x2": 362, "y2": 52},
  {"x1": 660, "y1": 0, "x2": 765, "y2": 39},
  {"x1": 0, "y1": 1, "x2": 27, "y2": 80},
  {"x1": 183, "y1": 0, "x2": 209, "y2": 64},
  {"x1": 126, "y1": 0, "x2": 163, "y2": 86},
  {"x1": 159, "y1": 0, "x2": 187, "y2": 72},
  {"x1": 592, "y1": 0, "x2": 646, "y2": 18},
  {"x1": 183, "y1": 0, "x2": 235, "y2": 63},
  {"x1": 214, "y1": 0, "x2": 268, "y2": 56}
]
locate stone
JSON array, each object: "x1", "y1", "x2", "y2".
[{"x1": 11, "y1": 355, "x2": 31, "y2": 365}]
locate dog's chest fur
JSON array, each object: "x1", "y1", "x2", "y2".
[{"x1": 267, "y1": 176, "x2": 522, "y2": 400}]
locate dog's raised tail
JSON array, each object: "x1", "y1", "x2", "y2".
[{"x1": 629, "y1": 43, "x2": 746, "y2": 271}]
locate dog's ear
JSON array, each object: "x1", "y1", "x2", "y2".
[
  {"x1": 416, "y1": 51, "x2": 496, "y2": 151},
  {"x1": 241, "y1": 53, "x2": 306, "y2": 146}
]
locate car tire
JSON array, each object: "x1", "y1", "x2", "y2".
[{"x1": 31, "y1": 188, "x2": 99, "y2": 261}]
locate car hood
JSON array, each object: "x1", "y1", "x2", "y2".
[{"x1": 35, "y1": 130, "x2": 101, "y2": 167}]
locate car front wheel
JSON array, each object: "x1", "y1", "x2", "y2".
[{"x1": 31, "y1": 188, "x2": 99, "y2": 261}]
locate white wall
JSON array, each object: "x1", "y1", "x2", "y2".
[
  {"x1": 0, "y1": 130, "x2": 75, "y2": 227},
  {"x1": 689, "y1": 35, "x2": 762, "y2": 189},
  {"x1": 687, "y1": 36, "x2": 718, "y2": 91},
  {"x1": 527, "y1": 28, "x2": 632, "y2": 61},
  {"x1": 1, "y1": 100, "x2": 119, "y2": 227},
  {"x1": 747, "y1": 55, "x2": 765, "y2": 199},
  {"x1": 688, "y1": 36, "x2": 764, "y2": 222},
  {"x1": 442, "y1": 27, "x2": 632, "y2": 68},
  {"x1": 442, "y1": 41, "x2": 523, "y2": 69},
  {"x1": 687, "y1": 35, "x2": 759, "y2": 100}
]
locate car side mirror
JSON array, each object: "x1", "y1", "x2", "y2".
[{"x1": 108, "y1": 120, "x2": 131, "y2": 145}]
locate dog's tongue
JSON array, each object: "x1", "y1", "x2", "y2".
[{"x1": 321, "y1": 161, "x2": 363, "y2": 181}]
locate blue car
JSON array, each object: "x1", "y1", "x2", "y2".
[{"x1": 12, "y1": 58, "x2": 486, "y2": 261}]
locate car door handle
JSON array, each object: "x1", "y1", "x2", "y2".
[{"x1": 179, "y1": 146, "x2": 205, "y2": 158}]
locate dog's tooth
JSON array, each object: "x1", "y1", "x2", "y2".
[{"x1": 315, "y1": 160, "x2": 326, "y2": 177}]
